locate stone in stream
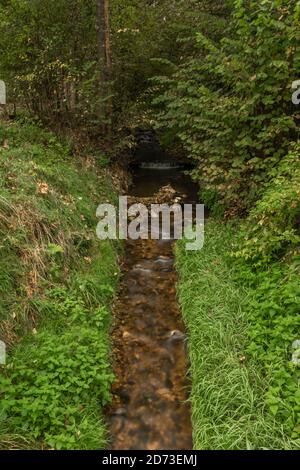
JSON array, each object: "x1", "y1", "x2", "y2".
[
  {"x1": 167, "y1": 330, "x2": 186, "y2": 343},
  {"x1": 154, "y1": 256, "x2": 173, "y2": 268},
  {"x1": 113, "y1": 407, "x2": 127, "y2": 416}
]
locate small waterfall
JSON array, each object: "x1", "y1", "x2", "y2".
[{"x1": 139, "y1": 161, "x2": 184, "y2": 170}]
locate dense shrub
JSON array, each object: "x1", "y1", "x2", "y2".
[
  {"x1": 154, "y1": 0, "x2": 300, "y2": 214},
  {"x1": 234, "y1": 143, "x2": 300, "y2": 265}
]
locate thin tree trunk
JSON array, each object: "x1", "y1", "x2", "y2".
[
  {"x1": 96, "y1": 0, "x2": 105, "y2": 69},
  {"x1": 96, "y1": 0, "x2": 112, "y2": 132},
  {"x1": 103, "y1": 0, "x2": 112, "y2": 74}
]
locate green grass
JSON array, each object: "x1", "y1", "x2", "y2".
[
  {"x1": 0, "y1": 118, "x2": 121, "y2": 449},
  {"x1": 176, "y1": 221, "x2": 297, "y2": 450}
]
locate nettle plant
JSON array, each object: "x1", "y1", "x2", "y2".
[
  {"x1": 241, "y1": 262, "x2": 300, "y2": 437},
  {"x1": 0, "y1": 289, "x2": 114, "y2": 450}
]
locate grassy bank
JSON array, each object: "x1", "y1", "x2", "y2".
[
  {"x1": 176, "y1": 221, "x2": 299, "y2": 450},
  {"x1": 0, "y1": 119, "x2": 121, "y2": 449}
]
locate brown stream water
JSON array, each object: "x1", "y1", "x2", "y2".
[{"x1": 107, "y1": 165, "x2": 198, "y2": 450}]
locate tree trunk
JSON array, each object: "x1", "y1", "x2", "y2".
[
  {"x1": 96, "y1": 0, "x2": 112, "y2": 132},
  {"x1": 103, "y1": 0, "x2": 112, "y2": 73}
]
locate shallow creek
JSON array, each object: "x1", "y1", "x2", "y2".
[{"x1": 107, "y1": 164, "x2": 198, "y2": 450}]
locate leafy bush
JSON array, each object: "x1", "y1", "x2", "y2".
[
  {"x1": 233, "y1": 144, "x2": 300, "y2": 265},
  {"x1": 153, "y1": 0, "x2": 300, "y2": 213},
  {"x1": 0, "y1": 291, "x2": 113, "y2": 450},
  {"x1": 231, "y1": 260, "x2": 300, "y2": 440}
]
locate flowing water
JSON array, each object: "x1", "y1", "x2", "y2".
[{"x1": 107, "y1": 164, "x2": 198, "y2": 450}]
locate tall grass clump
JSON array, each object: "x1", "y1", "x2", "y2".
[{"x1": 176, "y1": 222, "x2": 297, "y2": 450}]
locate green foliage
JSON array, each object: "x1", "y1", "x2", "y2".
[
  {"x1": 176, "y1": 221, "x2": 296, "y2": 449},
  {"x1": 0, "y1": 0, "x2": 229, "y2": 132},
  {"x1": 1, "y1": 0, "x2": 300, "y2": 451},
  {"x1": 200, "y1": 188, "x2": 225, "y2": 217},
  {"x1": 156, "y1": 6, "x2": 300, "y2": 441},
  {"x1": 233, "y1": 144, "x2": 300, "y2": 265},
  {"x1": 0, "y1": 0, "x2": 146, "y2": 131},
  {"x1": 161, "y1": 3, "x2": 300, "y2": 443},
  {"x1": 111, "y1": 0, "x2": 228, "y2": 123},
  {"x1": 154, "y1": 0, "x2": 300, "y2": 213},
  {"x1": 0, "y1": 0, "x2": 98, "y2": 125},
  {"x1": 232, "y1": 260, "x2": 300, "y2": 440},
  {"x1": 0, "y1": 291, "x2": 113, "y2": 450},
  {"x1": 177, "y1": 218, "x2": 300, "y2": 445},
  {"x1": 0, "y1": 119, "x2": 120, "y2": 449}
]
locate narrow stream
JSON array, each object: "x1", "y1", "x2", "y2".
[{"x1": 108, "y1": 163, "x2": 198, "y2": 450}]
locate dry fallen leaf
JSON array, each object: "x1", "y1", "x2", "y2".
[{"x1": 36, "y1": 182, "x2": 49, "y2": 194}]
